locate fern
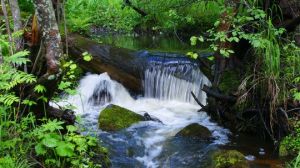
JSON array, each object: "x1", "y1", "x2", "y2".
[
  {"x1": 0, "y1": 94, "x2": 20, "y2": 106},
  {"x1": 4, "y1": 50, "x2": 30, "y2": 65},
  {"x1": 34, "y1": 85, "x2": 47, "y2": 94}
]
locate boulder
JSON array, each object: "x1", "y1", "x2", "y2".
[
  {"x1": 209, "y1": 150, "x2": 249, "y2": 168},
  {"x1": 175, "y1": 123, "x2": 212, "y2": 140},
  {"x1": 98, "y1": 104, "x2": 143, "y2": 131}
]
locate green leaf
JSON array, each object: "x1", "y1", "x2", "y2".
[
  {"x1": 190, "y1": 36, "x2": 197, "y2": 46},
  {"x1": 42, "y1": 136, "x2": 59, "y2": 148},
  {"x1": 70, "y1": 64, "x2": 77, "y2": 70},
  {"x1": 66, "y1": 125, "x2": 77, "y2": 133},
  {"x1": 293, "y1": 92, "x2": 300, "y2": 101},
  {"x1": 208, "y1": 56, "x2": 215, "y2": 61},
  {"x1": 42, "y1": 119, "x2": 64, "y2": 132},
  {"x1": 55, "y1": 141, "x2": 75, "y2": 157},
  {"x1": 82, "y1": 52, "x2": 93, "y2": 61},
  {"x1": 34, "y1": 85, "x2": 46, "y2": 93},
  {"x1": 198, "y1": 36, "x2": 204, "y2": 42},
  {"x1": 58, "y1": 81, "x2": 72, "y2": 90},
  {"x1": 214, "y1": 20, "x2": 220, "y2": 27},
  {"x1": 22, "y1": 99, "x2": 37, "y2": 106},
  {"x1": 186, "y1": 52, "x2": 198, "y2": 59},
  {"x1": 35, "y1": 143, "x2": 47, "y2": 155}
]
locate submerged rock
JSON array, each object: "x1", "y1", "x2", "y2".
[
  {"x1": 209, "y1": 150, "x2": 249, "y2": 168},
  {"x1": 175, "y1": 123, "x2": 212, "y2": 140},
  {"x1": 98, "y1": 104, "x2": 143, "y2": 131},
  {"x1": 143, "y1": 112, "x2": 163, "y2": 124}
]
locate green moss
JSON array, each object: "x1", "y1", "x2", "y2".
[
  {"x1": 210, "y1": 150, "x2": 249, "y2": 168},
  {"x1": 175, "y1": 123, "x2": 212, "y2": 140},
  {"x1": 98, "y1": 104, "x2": 143, "y2": 131},
  {"x1": 279, "y1": 142, "x2": 289, "y2": 157}
]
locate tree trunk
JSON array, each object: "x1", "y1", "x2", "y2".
[
  {"x1": 9, "y1": 0, "x2": 23, "y2": 51},
  {"x1": 31, "y1": 0, "x2": 64, "y2": 118},
  {"x1": 212, "y1": 0, "x2": 239, "y2": 87},
  {"x1": 33, "y1": 0, "x2": 62, "y2": 75},
  {"x1": 1, "y1": 0, "x2": 13, "y2": 55}
]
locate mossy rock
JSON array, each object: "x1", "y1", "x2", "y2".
[
  {"x1": 175, "y1": 123, "x2": 212, "y2": 140},
  {"x1": 210, "y1": 150, "x2": 249, "y2": 168},
  {"x1": 98, "y1": 104, "x2": 143, "y2": 131}
]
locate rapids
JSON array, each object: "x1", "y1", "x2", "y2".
[{"x1": 56, "y1": 62, "x2": 230, "y2": 167}]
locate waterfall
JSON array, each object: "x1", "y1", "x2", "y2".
[
  {"x1": 54, "y1": 58, "x2": 229, "y2": 168},
  {"x1": 144, "y1": 61, "x2": 210, "y2": 105}
]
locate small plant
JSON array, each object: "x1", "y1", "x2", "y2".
[{"x1": 32, "y1": 119, "x2": 104, "y2": 167}]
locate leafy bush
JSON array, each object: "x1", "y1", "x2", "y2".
[{"x1": 65, "y1": 0, "x2": 223, "y2": 34}]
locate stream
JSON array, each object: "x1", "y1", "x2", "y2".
[{"x1": 57, "y1": 35, "x2": 283, "y2": 168}]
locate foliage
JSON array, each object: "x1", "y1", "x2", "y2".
[
  {"x1": 281, "y1": 121, "x2": 300, "y2": 155},
  {"x1": 287, "y1": 152, "x2": 300, "y2": 168},
  {"x1": 65, "y1": 0, "x2": 223, "y2": 34},
  {"x1": 18, "y1": 0, "x2": 34, "y2": 13},
  {"x1": 31, "y1": 119, "x2": 105, "y2": 167},
  {"x1": 0, "y1": 26, "x2": 108, "y2": 167}
]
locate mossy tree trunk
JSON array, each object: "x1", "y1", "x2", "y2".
[{"x1": 29, "y1": 0, "x2": 75, "y2": 123}]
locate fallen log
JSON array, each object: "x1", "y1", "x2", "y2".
[
  {"x1": 67, "y1": 34, "x2": 208, "y2": 93},
  {"x1": 67, "y1": 34, "x2": 145, "y2": 92}
]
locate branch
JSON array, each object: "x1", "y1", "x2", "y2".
[
  {"x1": 191, "y1": 91, "x2": 205, "y2": 108},
  {"x1": 124, "y1": 0, "x2": 147, "y2": 17}
]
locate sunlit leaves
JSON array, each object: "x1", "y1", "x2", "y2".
[
  {"x1": 82, "y1": 52, "x2": 92, "y2": 62},
  {"x1": 293, "y1": 92, "x2": 300, "y2": 101},
  {"x1": 0, "y1": 94, "x2": 20, "y2": 106},
  {"x1": 186, "y1": 52, "x2": 198, "y2": 59},
  {"x1": 4, "y1": 50, "x2": 30, "y2": 65},
  {"x1": 34, "y1": 84, "x2": 46, "y2": 93}
]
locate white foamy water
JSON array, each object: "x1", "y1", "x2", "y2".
[{"x1": 55, "y1": 72, "x2": 230, "y2": 168}]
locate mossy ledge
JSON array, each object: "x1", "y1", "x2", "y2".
[{"x1": 98, "y1": 104, "x2": 144, "y2": 131}]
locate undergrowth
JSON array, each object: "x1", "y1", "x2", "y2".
[{"x1": 0, "y1": 25, "x2": 109, "y2": 167}]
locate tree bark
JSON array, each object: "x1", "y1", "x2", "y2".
[
  {"x1": 1, "y1": 0, "x2": 13, "y2": 55},
  {"x1": 212, "y1": 0, "x2": 240, "y2": 88},
  {"x1": 30, "y1": 0, "x2": 64, "y2": 118},
  {"x1": 33, "y1": 0, "x2": 62, "y2": 75},
  {"x1": 9, "y1": 0, "x2": 23, "y2": 51}
]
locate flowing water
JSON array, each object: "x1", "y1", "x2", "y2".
[{"x1": 58, "y1": 61, "x2": 232, "y2": 167}]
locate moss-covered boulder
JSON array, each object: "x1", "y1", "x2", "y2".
[
  {"x1": 98, "y1": 104, "x2": 143, "y2": 131},
  {"x1": 209, "y1": 150, "x2": 249, "y2": 168},
  {"x1": 175, "y1": 123, "x2": 212, "y2": 140}
]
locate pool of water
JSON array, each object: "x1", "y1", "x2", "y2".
[{"x1": 91, "y1": 34, "x2": 209, "y2": 54}]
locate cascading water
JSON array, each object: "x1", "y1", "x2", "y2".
[
  {"x1": 144, "y1": 61, "x2": 210, "y2": 105},
  {"x1": 57, "y1": 64, "x2": 230, "y2": 168}
]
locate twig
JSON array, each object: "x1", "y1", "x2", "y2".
[
  {"x1": 31, "y1": 40, "x2": 43, "y2": 74},
  {"x1": 191, "y1": 91, "x2": 205, "y2": 108},
  {"x1": 286, "y1": 107, "x2": 300, "y2": 113}
]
